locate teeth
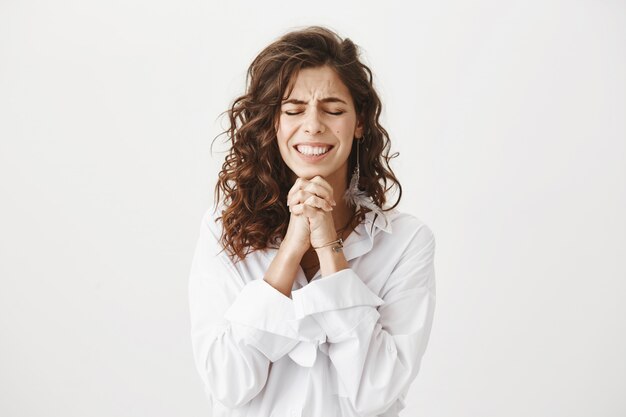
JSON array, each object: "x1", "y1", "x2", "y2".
[{"x1": 296, "y1": 145, "x2": 331, "y2": 156}]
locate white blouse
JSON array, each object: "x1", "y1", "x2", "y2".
[{"x1": 188, "y1": 204, "x2": 436, "y2": 417}]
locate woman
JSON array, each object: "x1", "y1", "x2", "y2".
[{"x1": 188, "y1": 26, "x2": 436, "y2": 417}]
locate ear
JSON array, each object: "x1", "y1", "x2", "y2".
[
  {"x1": 273, "y1": 112, "x2": 280, "y2": 132},
  {"x1": 355, "y1": 116, "x2": 364, "y2": 139}
]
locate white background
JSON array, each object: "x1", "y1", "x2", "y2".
[{"x1": 1, "y1": 1, "x2": 624, "y2": 416}]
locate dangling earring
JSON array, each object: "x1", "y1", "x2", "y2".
[
  {"x1": 343, "y1": 135, "x2": 386, "y2": 218},
  {"x1": 343, "y1": 136, "x2": 362, "y2": 207}
]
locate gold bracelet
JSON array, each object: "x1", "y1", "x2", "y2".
[{"x1": 313, "y1": 237, "x2": 344, "y2": 253}]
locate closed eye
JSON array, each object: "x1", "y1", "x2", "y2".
[{"x1": 284, "y1": 111, "x2": 345, "y2": 116}]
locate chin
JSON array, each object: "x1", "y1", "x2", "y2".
[{"x1": 292, "y1": 166, "x2": 331, "y2": 180}]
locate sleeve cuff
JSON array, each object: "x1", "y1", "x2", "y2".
[
  {"x1": 224, "y1": 279, "x2": 299, "y2": 339},
  {"x1": 291, "y1": 268, "x2": 384, "y2": 319},
  {"x1": 228, "y1": 322, "x2": 300, "y2": 362}
]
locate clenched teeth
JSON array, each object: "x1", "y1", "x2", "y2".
[{"x1": 296, "y1": 145, "x2": 331, "y2": 155}]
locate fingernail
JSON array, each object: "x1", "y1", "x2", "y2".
[{"x1": 332, "y1": 200, "x2": 337, "y2": 206}]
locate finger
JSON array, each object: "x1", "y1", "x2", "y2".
[
  {"x1": 288, "y1": 189, "x2": 315, "y2": 205},
  {"x1": 302, "y1": 181, "x2": 335, "y2": 205},
  {"x1": 291, "y1": 202, "x2": 322, "y2": 217},
  {"x1": 288, "y1": 189, "x2": 334, "y2": 209},
  {"x1": 309, "y1": 176, "x2": 334, "y2": 196},
  {"x1": 304, "y1": 194, "x2": 333, "y2": 212},
  {"x1": 290, "y1": 177, "x2": 305, "y2": 195},
  {"x1": 287, "y1": 178, "x2": 302, "y2": 203},
  {"x1": 287, "y1": 189, "x2": 307, "y2": 207},
  {"x1": 290, "y1": 202, "x2": 305, "y2": 215}
]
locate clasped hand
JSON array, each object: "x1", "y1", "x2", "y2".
[{"x1": 285, "y1": 176, "x2": 338, "y2": 253}]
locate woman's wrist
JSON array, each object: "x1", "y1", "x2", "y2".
[
  {"x1": 279, "y1": 237, "x2": 308, "y2": 259},
  {"x1": 312, "y1": 236, "x2": 343, "y2": 251},
  {"x1": 315, "y1": 244, "x2": 349, "y2": 276}
]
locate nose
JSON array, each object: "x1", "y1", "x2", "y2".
[{"x1": 303, "y1": 108, "x2": 325, "y2": 135}]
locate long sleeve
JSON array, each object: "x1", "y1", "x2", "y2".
[
  {"x1": 290, "y1": 223, "x2": 436, "y2": 416},
  {"x1": 188, "y1": 210, "x2": 303, "y2": 409}
]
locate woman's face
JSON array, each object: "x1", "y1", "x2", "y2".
[{"x1": 276, "y1": 65, "x2": 363, "y2": 185}]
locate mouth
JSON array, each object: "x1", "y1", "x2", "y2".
[
  {"x1": 293, "y1": 144, "x2": 334, "y2": 155},
  {"x1": 293, "y1": 144, "x2": 334, "y2": 162}
]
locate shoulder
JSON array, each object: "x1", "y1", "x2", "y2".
[
  {"x1": 200, "y1": 205, "x2": 225, "y2": 238},
  {"x1": 366, "y1": 208, "x2": 436, "y2": 296},
  {"x1": 194, "y1": 205, "x2": 229, "y2": 260},
  {"x1": 386, "y1": 208, "x2": 435, "y2": 248},
  {"x1": 370, "y1": 208, "x2": 436, "y2": 267}
]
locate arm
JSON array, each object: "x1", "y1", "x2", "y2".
[
  {"x1": 263, "y1": 239, "x2": 306, "y2": 297},
  {"x1": 188, "y1": 209, "x2": 304, "y2": 408},
  {"x1": 290, "y1": 223, "x2": 436, "y2": 416}
]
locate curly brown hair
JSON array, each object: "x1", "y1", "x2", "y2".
[{"x1": 211, "y1": 25, "x2": 403, "y2": 263}]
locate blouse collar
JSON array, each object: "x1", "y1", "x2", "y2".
[{"x1": 362, "y1": 206, "x2": 394, "y2": 236}]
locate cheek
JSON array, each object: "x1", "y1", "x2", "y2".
[
  {"x1": 334, "y1": 119, "x2": 355, "y2": 135},
  {"x1": 276, "y1": 128, "x2": 294, "y2": 154},
  {"x1": 275, "y1": 124, "x2": 288, "y2": 144},
  {"x1": 276, "y1": 134, "x2": 288, "y2": 153},
  {"x1": 277, "y1": 119, "x2": 297, "y2": 140}
]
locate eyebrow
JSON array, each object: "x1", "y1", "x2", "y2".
[{"x1": 281, "y1": 97, "x2": 348, "y2": 105}]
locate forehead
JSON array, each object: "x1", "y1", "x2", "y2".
[{"x1": 284, "y1": 65, "x2": 352, "y2": 102}]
